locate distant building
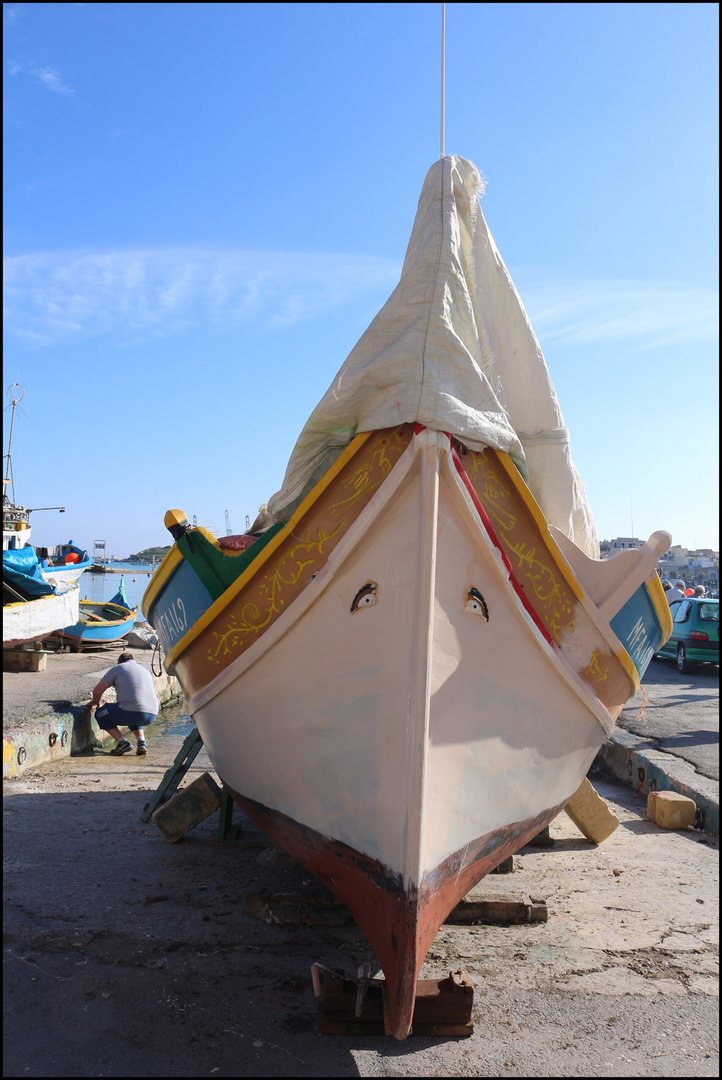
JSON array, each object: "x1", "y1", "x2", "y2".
[
  {"x1": 657, "y1": 545, "x2": 719, "y2": 585},
  {"x1": 599, "y1": 537, "x2": 643, "y2": 559},
  {"x1": 598, "y1": 538, "x2": 719, "y2": 586}
]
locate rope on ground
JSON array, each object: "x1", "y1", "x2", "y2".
[{"x1": 636, "y1": 685, "x2": 648, "y2": 722}]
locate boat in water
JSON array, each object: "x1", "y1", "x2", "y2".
[
  {"x1": 142, "y1": 156, "x2": 672, "y2": 1039},
  {"x1": 3, "y1": 547, "x2": 80, "y2": 649},
  {"x1": 36, "y1": 542, "x2": 93, "y2": 588},
  {"x1": 48, "y1": 577, "x2": 137, "y2": 652}
]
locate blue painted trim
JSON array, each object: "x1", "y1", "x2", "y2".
[{"x1": 610, "y1": 583, "x2": 665, "y2": 679}]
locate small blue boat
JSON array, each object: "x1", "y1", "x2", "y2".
[{"x1": 49, "y1": 577, "x2": 137, "y2": 651}]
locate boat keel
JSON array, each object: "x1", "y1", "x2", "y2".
[{"x1": 225, "y1": 783, "x2": 566, "y2": 1039}]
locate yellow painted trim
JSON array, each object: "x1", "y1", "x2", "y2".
[
  {"x1": 141, "y1": 545, "x2": 184, "y2": 618},
  {"x1": 493, "y1": 449, "x2": 640, "y2": 692},
  {"x1": 611, "y1": 633, "x2": 641, "y2": 692},
  {"x1": 647, "y1": 573, "x2": 673, "y2": 641},
  {"x1": 162, "y1": 431, "x2": 374, "y2": 670}
]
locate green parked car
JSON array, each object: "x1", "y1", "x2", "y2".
[{"x1": 655, "y1": 598, "x2": 719, "y2": 673}]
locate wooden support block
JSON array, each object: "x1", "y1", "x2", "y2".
[
  {"x1": 446, "y1": 894, "x2": 547, "y2": 925},
  {"x1": 318, "y1": 970, "x2": 473, "y2": 1037},
  {"x1": 246, "y1": 891, "x2": 546, "y2": 928},
  {"x1": 647, "y1": 790, "x2": 696, "y2": 830},
  {"x1": 3, "y1": 649, "x2": 48, "y2": 672},
  {"x1": 245, "y1": 892, "x2": 353, "y2": 927},
  {"x1": 151, "y1": 771, "x2": 222, "y2": 843},
  {"x1": 564, "y1": 777, "x2": 620, "y2": 844}
]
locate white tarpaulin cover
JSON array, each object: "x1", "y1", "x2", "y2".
[{"x1": 267, "y1": 155, "x2": 599, "y2": 558}]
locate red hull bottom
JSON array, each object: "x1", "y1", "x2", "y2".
[{"x1": 225, "y1": 783, "x2": 565, "y2": 1039}]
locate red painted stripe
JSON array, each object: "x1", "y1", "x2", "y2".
[{"x1": 450, "y1": 446, "x2": 556, "y2": 648}]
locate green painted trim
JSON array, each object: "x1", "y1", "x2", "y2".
[{"x1": 177, "y1": 522, "x2": 287, "y2": 602}]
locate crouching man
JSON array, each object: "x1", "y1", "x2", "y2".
[{"x1": 89, "y1": 651, "x2": 159, "y2": 757}]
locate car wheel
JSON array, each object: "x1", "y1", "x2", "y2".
[{"x1": 677, "y1": 643, "x2": 692, "y2": 674}]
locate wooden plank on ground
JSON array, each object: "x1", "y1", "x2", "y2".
[{"x1": 245, "y1": 891, "x2": 547, "y2": 927}]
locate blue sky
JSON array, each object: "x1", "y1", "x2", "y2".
[{"x1": 3, "y1": 2, "x2": 719, "y2": 556}]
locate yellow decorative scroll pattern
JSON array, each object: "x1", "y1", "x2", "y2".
[
  {"x1": 329, "y1": 428, "x2": 410, "y2": 519},
  {"x1": 461, "y1": 447, "x2": 614, "y2": 696},
  {"x1": 206, "y1": 522, "x2": 345, "y2": 664},
  {"x1": 180, "y1": 425, "x2": 413, "y2": 690}
]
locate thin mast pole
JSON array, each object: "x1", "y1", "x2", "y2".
[
  {"x1": 4, "y1": 384, "x2": 24, "y2": 496},
  {"x1": 4, "y1": 400, "x2": 17, "y2": 486},
  {"x1": 440, "y1": 3, "x2": 445, "y2": 158}
]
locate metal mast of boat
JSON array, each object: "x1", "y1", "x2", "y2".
[
  {"x1": 440, "y1": 3, "x2": 445, "y2": 157},
  {"x1": 3, "y1": 383, "x2": 25, "y2": 508}
]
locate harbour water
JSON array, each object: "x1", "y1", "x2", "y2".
[
  {"x1": 149, "y1": 694, "x2": 194, "y2": 738},
  {"x1": 79, "y1": 561, "x2": 155, "y2": 617}
]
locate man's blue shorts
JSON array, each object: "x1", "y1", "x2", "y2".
[{"x1": 95, "y1": 703, "x2": 157, "y2": 731}]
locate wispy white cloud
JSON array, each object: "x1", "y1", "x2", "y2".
[
  {"x1": 3, "y1": 6, "x2": 25, "y2": 23},
  {"x1": 516, "y1": 275, "x2": 718, "y2": 352},
  {"x1": 6, "y1": 60, "x2": 74, "y2": 95},
  {"x1": 2, "y1": 248, "x2": 402, "y2": 347},
  {"x1": 4, "y1": 249, "x2": 717, "y2": 354}
]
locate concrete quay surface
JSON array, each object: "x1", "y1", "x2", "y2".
[
  {"x1": 3, "y1": 646, "x2": 182, "y2": 779},
  {"x1": 2, "y1": 651, "x2": 720, "y2": 1076},
  {"x1": 3, "y1": 736, "x2": 718, "y2": 1078}
]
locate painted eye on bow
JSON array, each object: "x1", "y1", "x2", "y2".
[
  {"x1": 350, "y1": 582, "x2": 378, "y2": 613},
  {"x1": 465, "y1": 587, "x2": 489, "y2": 621}
]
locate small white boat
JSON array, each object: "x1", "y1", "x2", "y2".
[{"x1": 38, "y1": 543, "x2": 93, "y2": 588}]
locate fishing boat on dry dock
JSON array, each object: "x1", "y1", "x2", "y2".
[
  {"x1": 142, "y1": 155, "x2": 672, "y2": 1039},
  {"x1": 47, "y1": 578, "x2": 137, "y2": 652},
  {"x1": 3, "y1": 547, "x2": 80, "y2": 649}
]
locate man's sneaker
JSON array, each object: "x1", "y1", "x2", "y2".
[
  {"x1": 110, "y1": 739, "x2": 133, "y2": 756},
  {"x1": 136, "y1": 741, "x2": 148, "y2": 756}
]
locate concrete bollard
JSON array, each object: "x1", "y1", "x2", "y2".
[
  {"x1": 563, "y1": 777, "x2": 620, "y2": 844},
  {"x1": 152, "y1": 772, "x2": 222, "y2": 843},
  {"x1": 647, "y1": 790, "x2": 697, "y2": 830}
]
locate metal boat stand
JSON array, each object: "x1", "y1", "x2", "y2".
[{"x1": 311, "y1": 963, "x2": 474, "y2": 1037}]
